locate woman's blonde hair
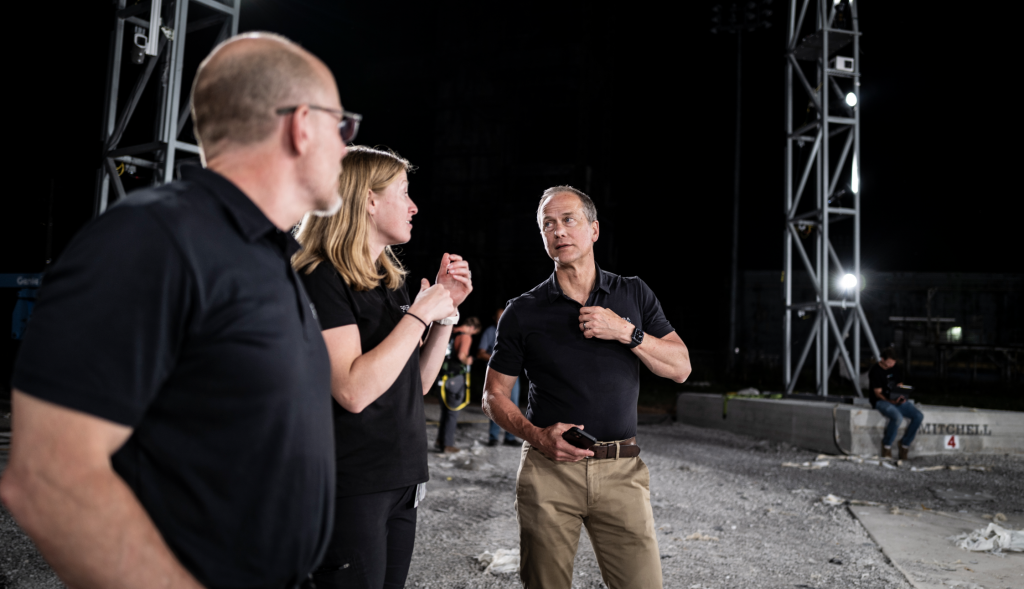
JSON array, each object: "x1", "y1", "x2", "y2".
[{"x1": 292, "y1": 146, "x2": 412, "y2": 291}]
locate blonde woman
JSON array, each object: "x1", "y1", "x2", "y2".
[{"x1": 293, "y1": 146, "x2": 472, "y2": 588}]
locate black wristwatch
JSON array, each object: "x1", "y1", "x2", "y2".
[{"x1": 628, "y1": 326, "x2": 644, "y2": 349}]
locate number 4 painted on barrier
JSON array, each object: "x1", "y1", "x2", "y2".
[{"x1": 944, "y1": 434, "x2": 960, "y2": 450}]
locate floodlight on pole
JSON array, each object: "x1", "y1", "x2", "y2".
[
  {"x1": 845, "y1": 92, "x2": 857, "y2": 107},
  {"x1": 840, "y1": 273, "x2": 858, "y2": 290}
]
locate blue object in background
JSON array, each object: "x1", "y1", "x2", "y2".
[
  {"x1": 12, "y1": 288, "x2": 37, "y2": 340},
  {"x1": 1, "y1": 274, "x2": 43, "y2": 340}
]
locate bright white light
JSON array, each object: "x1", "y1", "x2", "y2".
[
  {"x1": 947, "y1": 326, "x2": 962, "y2": 343},
  {"x1": 845, "y1": 92, "x2": 857, "y2": 107},
  {"x1": 851, "y1": 154, "x2": 859, "y2": 193},
  {"x1": 841, "y1": 274, "x2": 858, "y2": 290}
]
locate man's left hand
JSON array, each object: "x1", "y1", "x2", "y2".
[
  {"x1": 579, "y1": 306, "x2": 632, "y2": 343},
  {"x1": 436, "y1": 253, "x2": 473, "y2": 308}
]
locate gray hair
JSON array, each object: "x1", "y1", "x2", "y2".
[{"x1": 536, "y1": 185, "x2": 597, "y2": 229}]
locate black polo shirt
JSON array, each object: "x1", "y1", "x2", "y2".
[
  {"x1": 488, "y1": 263, "x2": 674, "y2": 441},
  {"x1": 299, "y1": 262, "x2": 429, "y2": 497},
  {"x1": 12, "y1": 167, "x2": 335, "y2": 589}
]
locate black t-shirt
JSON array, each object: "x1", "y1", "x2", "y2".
[
  {"x1": 868, "y1": 363, "x2": 905, "y2": 407},
  {"x1": 300, "y1": 261, "x2": 429, "y2": 497},
  {"x1": 488, "y1": 264, "x2": 675, "y2": 441},
  {"x1": 12, "y1": 167, "x2": 334, "y2": 589}
]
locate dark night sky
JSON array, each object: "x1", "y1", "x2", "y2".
[{"x1": 2, "y1": 1, "x2": 1019, "y2": 364}]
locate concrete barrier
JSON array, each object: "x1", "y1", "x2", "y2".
[{"x1": 676, "y1": 393, "x2": 1024, "y2": 456}]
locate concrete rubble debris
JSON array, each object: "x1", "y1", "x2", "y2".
[
  {"x1": 822, "y1": 494, "x2": 845, "y2": 506},
  {"x1": 910, "y1": 464, "x2": 989, "y2": 472},
  {"x1": 815, "y1": 453, "x2": 883, "y2": 463},
  {"x1": 814, "y1": 453, "x2": 994, "y2": 474},
  {"x1": 850, "y1": 499, "x2": 883, "y2": 506},
  {"x1": 821, "y1": 493, "x2": 884, "y2": 507},
  {"x1": 475, "y1": 548, "x2": 520, "y2": 574},
  {"x1": 782, "y1": 460, "x2": 830, "y2": 470},
  {"x1": 469, "y1": 441, "x2": 486, "y2": 456},
  {"x1": 951, "y1": 523, "x2": 1024, "y2": 555}
]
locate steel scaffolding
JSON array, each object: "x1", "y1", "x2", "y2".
[
  {"x1": 783, "y1": 0, "x2": 880, "y2": 396},
  {"x1": 95, "y1": 0, "x2": 240, "y2": 216}
]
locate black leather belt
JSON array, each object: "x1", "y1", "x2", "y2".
[{"x1": 589, "y1": 437, "x2": 640, "y2": 459}]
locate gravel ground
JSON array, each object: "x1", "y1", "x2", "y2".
[{"x1": 3, "y1": 415, "x2": 1022, "y2": 589}]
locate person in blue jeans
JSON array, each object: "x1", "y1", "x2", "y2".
[
  {"x1": 868, "y1": 347, "x2": 924, "y2": 460},
  {"x1": 478, "y1": 308, "x2": 521, "y2": 446}
]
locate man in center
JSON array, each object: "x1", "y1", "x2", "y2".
[{"x1": 482, "y1": 186, "x2": 692, "y2": 588}]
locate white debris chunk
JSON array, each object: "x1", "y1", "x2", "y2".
[
  {"x1": 950, "y1": 523, "x2": 1024, "y2": 555},
  {"x1": 822, "y1": 494, "x2": 846, "y2": 506},
  {"x1": 782, "y1": 460, "x2": 830, "y2": 470},
  {"x1": 476, "y1": 548, "x2": 520, "y2": 574},
  {"x1": 849, "y1": 499, "x2": 883, "y2": 506}
]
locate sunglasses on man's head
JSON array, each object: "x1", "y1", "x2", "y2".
[{"x1": 276, "y1": 105, "x2": 362, "y2": 144}]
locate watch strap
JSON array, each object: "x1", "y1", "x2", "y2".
[
  {"x1": 437, "y1": 309, "x2": 460, "y2": 326},
  {"x1": 628, "y1": 326, "x2": 644, "y2": 349}
]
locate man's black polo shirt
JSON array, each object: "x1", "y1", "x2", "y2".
[
  {"x1": 12, "y1": 167, "x2": 335, "y2": 588},
  {"x1": 488, "y1": 263, "x2": 674, "y2": 441}
]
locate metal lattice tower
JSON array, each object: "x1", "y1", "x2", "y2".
[
  {"x1": 95, "y1": 0, "x2": 240, "y2": 216},
  {"x1": 783, "y1": 0, "x2": 880, "y2": 396}
]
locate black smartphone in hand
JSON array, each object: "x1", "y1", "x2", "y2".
[{"x1": 562, "y1": 426, "x2": 598, "y2": 450}]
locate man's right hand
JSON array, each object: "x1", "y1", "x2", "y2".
[
  {"x1": 410, "y1": 278, "x2": 455, "y2": 324},
  {"x1": 529, "y1": 422, "x2": 594, "y2": 462}
]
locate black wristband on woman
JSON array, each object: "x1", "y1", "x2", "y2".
[{"x1": 404, "y1": 312, "x2": 429, "y2": 330}]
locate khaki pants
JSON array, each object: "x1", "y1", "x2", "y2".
[{"x1": 515, "y1": 441, "x2": 662, "y2": 589}]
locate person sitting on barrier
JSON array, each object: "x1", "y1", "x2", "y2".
[
  {"x1": 435, "y1": 316, "x2": 481, "y2": 452},
  {"x1": 868, "y1": 347, "x2": 924, "y2": 460}
]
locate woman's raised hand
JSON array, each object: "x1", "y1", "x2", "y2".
[
  {"x1": 410, "y1": 278, "x2": 455, "y2": 324},
  {"x1": 435, "y1": 253, "x2": 473, "y2": 308}
]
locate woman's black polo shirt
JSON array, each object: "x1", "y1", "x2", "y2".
[
  {"x1": 299, "y1": 262, "x2": 429, "y2": 497},
  {"x1": 487, "y1": 264, "x2": 675, "y2": 441},
  {"x1": 12, "y1": 167, "x2": 335, "y2": 589}
]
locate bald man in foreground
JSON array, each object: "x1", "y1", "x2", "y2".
[{"x1": 0, "y1": 33, "x2": 354, "y2": 589}]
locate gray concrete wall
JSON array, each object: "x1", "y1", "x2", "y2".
[
  {"x1": 677, "y1": 393, "x2": 1024, "y2": 456},
  {"x1": 676, "y1": 394, "x2": 840, "y2": 454}
]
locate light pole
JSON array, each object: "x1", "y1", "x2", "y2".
[{"x1": 712, "y1": 1, "x2": 773, "y2": 377}]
